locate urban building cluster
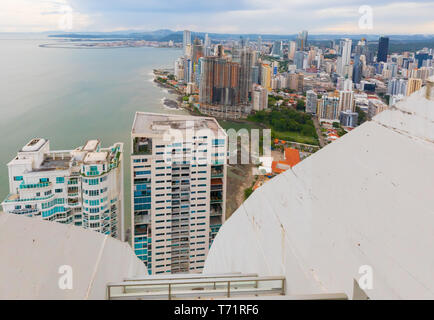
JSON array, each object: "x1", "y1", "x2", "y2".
[
  {"x1": 2, "y1": 29, "x2": 433, "y2": 277},
  {"x1": 171, "y1": 31, "x2": 433, "y2": 131}
]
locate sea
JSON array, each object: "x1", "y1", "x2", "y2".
[{"x1": 0, "y1": 33, "x2": 187, "y2": 231}]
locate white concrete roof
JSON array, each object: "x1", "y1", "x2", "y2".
[
  {"x1": 82, "y1": 140, "x2": 100, "y2": 152},
  {"x1": 205, "y1": 83, "x2": 434, "y2": 299},
  {"x1": 84, "y1": 151, "x2": 108, "y2": 164},
  {"x1": 132, "y1": 112, "x2": 226, "y2": 137},
  {"x1": 0, "y1": 213, "x2": 146, "y2": 299},
  {"x1": 21, "y1": 138, "x2": 47, "y2": 152}
]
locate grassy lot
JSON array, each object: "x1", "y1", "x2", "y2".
[{"x1": 272, "y1": 130, "x2": 319, "y2": 146}]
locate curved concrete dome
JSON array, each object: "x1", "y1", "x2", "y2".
[
  {"x1": 0, "y1": 213, "x2": 146, "y2": 299},
  {"x1": 205, "y1": 82, "x2": 434, "y2": 299}
]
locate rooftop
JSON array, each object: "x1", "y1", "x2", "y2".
[
  {"x1": 83, "y1": 152, "x2": 109, "y2": 164},
  {"x1": 132, "y1": 112, "x2": 226, "y2": 137},
  {"x1": 21, "y1": 138, "x2": 47, "y2": 152},
  {"x1": 205, "y1": 81, "x2": 434, "y2": 299}
]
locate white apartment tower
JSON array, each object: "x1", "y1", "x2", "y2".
[
  {"x1": 339, "y1": 79, "x2": 355, "y2": 112},
  {"x1": 337, "y1": 39, "x2": 352, "y2": 77},
  {"x1": 131, "y1": 112, "x2": 227, "y2": 275},
  {"x1": 1, "y1": 138, "x2": 124, "y2": 240},
  {"x1": 183, "y1": 30, "x2": 192, "y2": 57}
]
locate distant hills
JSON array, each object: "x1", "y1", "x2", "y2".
[{"x1": 48, "y1": 29, "x2": 434, "y2": 42}]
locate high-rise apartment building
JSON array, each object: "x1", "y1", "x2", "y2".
[
  {"x1": 306, "y1": 90, "x2": 318, "y2": 114},
  {"x1": 337, "y1": 39, "x2": 352, "y2": 77},
  {"x1": 131, "y1": 112, "x2": 227, "y2": 275},
  {"x1": 252, "y1": 84, "x2": 268, "y2": 111},
  {"x1": 260, "y1": 64, "x2": 272, "y2": 91},
  {"x1": 199, "y1": 56, "x2": 240, "y2": 106},
  {"x1": 406, "y1": 78, "x2": 422, "y2": 96},
  {"x1": 183, "y1": 30, "x2": 192, "y2": 56},
  {"x1": 297, "y1": 30, "x2": 308, "y2": 51},
  {"x1": 237, "y1": 48, "x2": 253, "y2": 103},
  {"x1": 288, "y1": 41, "x2": 296, "y2": 60},
  {"x1": 294, "y1": 51, "x2": 306, "y2": 70},
  {"x1": 318, "y1": 93, "x2": 340, "y2": 121},
  {"x1": 339, "y1": 79, "x2": 355, "y2": 112},
  {"x1": 1, "y1": 138, "x2": 124, "y2": 240},
  {"x1": 287, "y1": 73, "x2": 304, "y2": 92},
  {"x1": 339, "y1": 110, "x2": 359, "y2": 128},
  {"x1": 377, "y1": 36, "x2": 389, "y2": 63},
  {"x1": 388, "y1": 78, "x2": 408, "y2": 96}
]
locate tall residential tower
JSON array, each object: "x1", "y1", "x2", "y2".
[{"x1": 131, "y1": 112, "x2": 227, "y2": 275}]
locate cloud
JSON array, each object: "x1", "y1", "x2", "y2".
[
  {"x1": 0, "y1": 0, "x2": 433, "y2": 34},
  {"x1": 0, "y1": 0, "x2": 91, "y2": 32}
]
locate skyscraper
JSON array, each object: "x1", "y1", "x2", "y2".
[
  {"x1": 2, "y1": 138, "x2": 125, "y2": 240},
  {"x1": 252, "y1": 84, "x2": 268, "y2": 111},
  {"x1": 257, "y1": 36, "x2": 262, "y2": 51},
  {"x1": 183, "y1": 30, "x2": 192, "y2": 56},
  {"x1": 337, "y1": 39, "x2": 352, "y2": 77},
  {"x1": 406, "y1": 78, "x2": 422, "y2": 96},
  {"x1": 306, "y1": 90, "x2": 318, "y2": 114},
  {"x1": 288, "y1": 41, "x2": 296, "y2": 60},
  {"x1": 339, "y1": 79, "x2": 355, "y2": 112},
  {"x1": 199, "y1": 56, "x2": 240, "y2": 106},
  {"x1": 318, "y1": 93, "x2": 340, "y2": 121},
  {"x1": 297, "y1": 30, "x2": 308, "y2": 51},
  {"x1": 271, "y1": 41, "x2": 283, "y2": 57},
  {"x1": 377, "y1": 36, "x2": 389, "y2": 63},
  {"x1": 237, "y1": 48, "x2": 253, "y2": 104},
  {"x1": 192, "y1": 38, "x2": 203, "y2": 65},
  {"x1": 352, "y1": 55, "x2": 363, "y2": 84},
  {"x1": 131, "y1": 112, "x2": 227, "y2": 275},
  {"x1": 294, "y1": 51, "x2": 305, "y2": 70},
  {"x1": 204, "y1": 33, "x2": 212, "y2": 56}
]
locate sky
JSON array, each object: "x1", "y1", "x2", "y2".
[{"x1": 1, "y1": 0, "x2": 433, "y2": 34}]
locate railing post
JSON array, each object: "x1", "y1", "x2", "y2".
[
  {"x1": 168, "y1": 283, "x2": 172, "y2": 300},
  {"x1": 214, "y1": 282, "x2": 216, "y2": 290},
  {"x1": 107, "y1": 286, "x2": 110, "y2": 300},
  {"x1": 227, "y1": 281, "x2": 231, "y2": 298},
  {"x1": 281, "y1": 279, "x2": 285, "y2": 295}
]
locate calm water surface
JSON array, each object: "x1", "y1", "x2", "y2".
[{"x1": 0, "y1": 35, "x2": 186, "y2": 231}]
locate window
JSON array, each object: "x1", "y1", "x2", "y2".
[
  {"x1": 56, "y1": 177, "x2": 65, "y2": 184},
  {"x1": 88, "y1": 178, "x2": 99, "y2": 185},
  {"x1": 13, "y1": 176, "x2": 23, "y2": 181}
]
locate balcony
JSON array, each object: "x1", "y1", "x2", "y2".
[
  {"x1": 211, "y1": 165, "x2": 224, "y2": 178},
  {"x1": 68, "y1": 179, "x2": 78, "y2": 185},
  {"x1": 135, "y1": 215, "x2": 151, "y2": 225},
  {"x1": 135, "y1": 224, "x2": 149, "y2": 236},
  {"x1": 19, "y1": 182, "x2": 51, "y2": 190},
  {"x1": 133, "y1": 137, "x2": 152, "y2": 155},
  {"x1": 211, "y1": 203, "x2": 223, "y2": 217}
]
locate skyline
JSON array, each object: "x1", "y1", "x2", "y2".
[{"x1": 1, "y1": 0, "x2": 434, "y2": 35}]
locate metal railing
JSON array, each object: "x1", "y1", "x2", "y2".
[{"x1": 107, "y1": 275, "x2": 285, "y2": 300}]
